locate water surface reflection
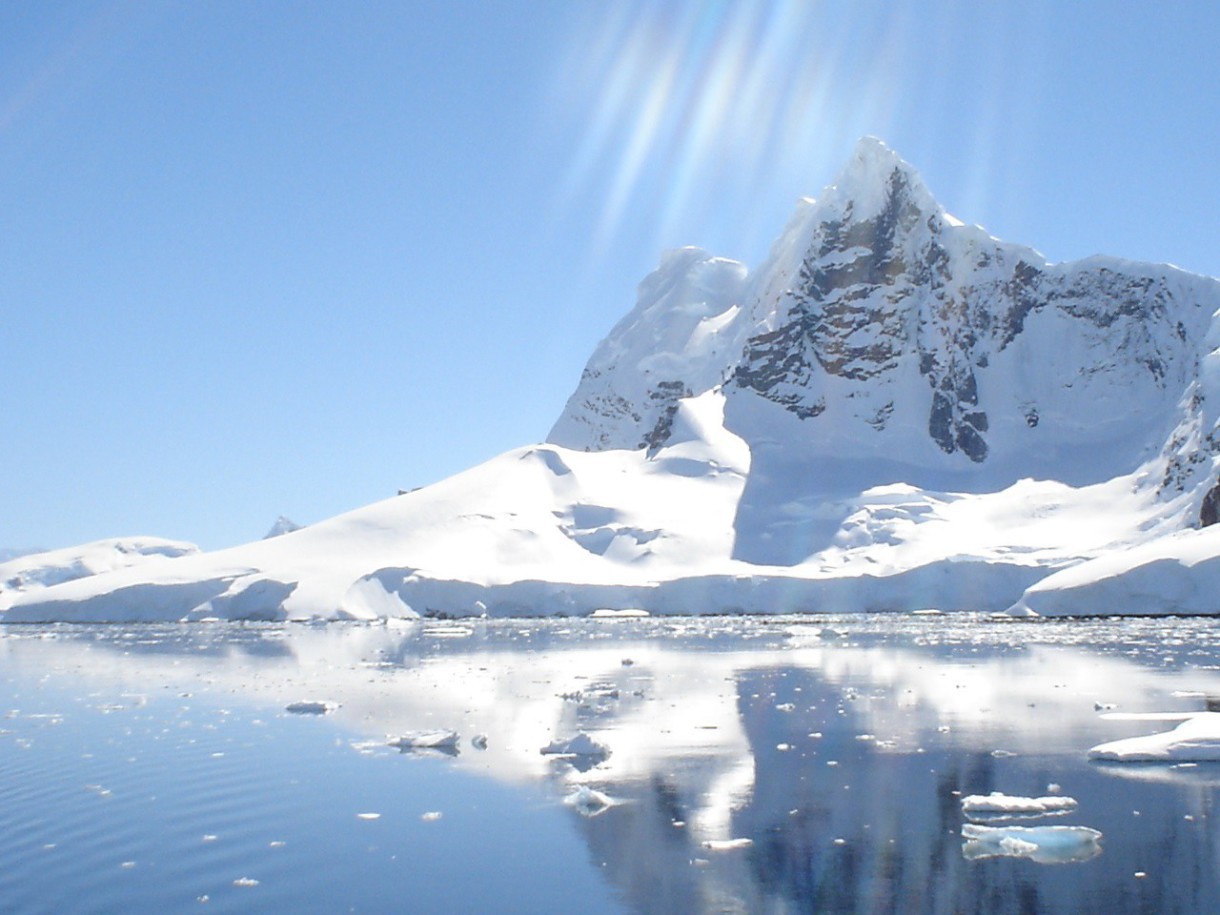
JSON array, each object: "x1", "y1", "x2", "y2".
[{"x1": 3, "y1": 615, "x2": 1220, "y2": 913}]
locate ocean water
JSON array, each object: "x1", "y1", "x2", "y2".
[{"x1": 2, "y1": 614, "x2": 1219, "y2": 913}]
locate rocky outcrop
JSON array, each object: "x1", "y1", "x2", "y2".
[
  {"x1": 552, "y1": 138, "x2": 1219, "y2": 490},
  {"x1": 1202, "y1": 481, "x2": 1220, "y2": 527}
]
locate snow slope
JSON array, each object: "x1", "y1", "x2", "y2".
[
  {"x1": 6, "y1": 138, "x2": 1220, "y2": 622},
  {"x1": 1011, "y1": 526, "x2": 1220, "y2": 617},
  {"x1": 0, "y1": 537, "x2": 199, "y2": 612}
]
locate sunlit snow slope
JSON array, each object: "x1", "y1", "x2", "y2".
[
  {"x1": 0, "y1": 537, "x2": 199, "y2": 612},
  {"x1": 8, "y1": 139, "x2": 1220, "y2": 621}
]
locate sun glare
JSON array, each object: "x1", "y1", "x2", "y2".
[{"x1": 551, "y1": 0, "x2": 910, "y2": 263}]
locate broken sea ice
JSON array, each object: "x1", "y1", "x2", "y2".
[
  {"x1": 961, "y1": 824, "x2": 1102, "y2": 864},
  {"x1": 540, "y1": 732, "x2": 610, "y2": 759},
  {"x1": 563, "y1": 785, "x2": 616, "y2": 817},
  {"x1": 961, "y1": 792, "x2": 1078, "y2": 819},
  {"x1": 387, "y1": 729, "x2": 460, "y2": 751},
  {"x1": 1088, "y1": 712, "x2": 1220, "y2": 761}
]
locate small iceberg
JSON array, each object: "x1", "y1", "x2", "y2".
[
  {"x1": 284, "y1": 701, "x2": 337, "y2": 715},
  {"x1": 540, "y1": 732, "x2": 610, "y2": 760},
  {"x1": 388, "y1": 729, "x2": 461, "y2": 752},
  {"x1": 961, "y1": 792, "x2": 1078, "y2": 819},
  {"x1": 702, "y1": 838, "x2": 753, "y2": 851},
  {"x1": 1088, "y1": 712, "x2": 1220, "y2": 761},
  {"x1": 961, "y1": 824, "x2": 1102, "y2": 864},
  {"x1": 590, "y1": 608, "x2": 650, "y2": 618},
  {"x1": 563, "y1": 785, "x2": 616, "y2": 817}
]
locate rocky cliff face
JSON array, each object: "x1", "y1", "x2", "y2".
[{"x1": 551, "y1": 138, "x2": 1220, "y2": 492}]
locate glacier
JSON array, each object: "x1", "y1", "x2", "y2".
[
  {"x1": 6, "y1": 137, "x2": 1220, "y2": 623},
  {"x1": 0, "y1": 536, "x2": 199, "y2": 614}
]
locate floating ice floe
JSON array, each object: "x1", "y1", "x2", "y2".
[
  {"x1": 961, "y1": 792, "x2": 1078, "y2": 819},
  {"x1": 1088, "y1": 712, "x2": 1220, "y2": 761},
  {"x1": 540, "y1": 732, "x2": 610, "y2": 759},
  {"x1": 470, "y1": 734, "x2": 488, "y2": 750},
  {"x1": 421, "y1": 625, "x2": 474, "y2": 638},
  {"x1": 961, "y1": 824, "x2": 1102, "y2": 864},
  {"x1": 387, "y1": 729, "x2": 461, "y2": 751},
  {"x1": 284, "y1": 700, "x2": 337, "y2": 715},
  {"x1": 590, "y1": 608, "x2": 650, "y2": 618},
  {"x1": 702, "y1": 838, "x2": 753, "y2": 851},
  {"x1": 563, "y1": 785, "x2": 616, "y2": 817}
]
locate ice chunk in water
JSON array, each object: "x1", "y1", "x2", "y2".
[
  {"x1": 284, "y1": 701, "x2": 336, "y2": 715},
  {"x1": 961, "y1": 792, "x2": 1078, "y2": 818},
  {"x1": 387, "y1": 730, "x2": 460, "y2": 751},
  {"x1": 540, "y1": 732, "x2": 610, "y2": 759},
  {"x1": 702, "y1": 838, "x2": 753, "y2": 851},
  {"x1": 1089, "y1": 712, "x2": 1220, "y2": 761},
  {"x1": 961, "y1": 824, "x2": 1102, "y2": 864},
  {"x1": 563, "y1": 785, "x2": 616, "y2": 817}
]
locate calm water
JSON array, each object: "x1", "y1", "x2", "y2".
[{"x1": 2, "y1": 614, "x2": 1220, "y2": 913}]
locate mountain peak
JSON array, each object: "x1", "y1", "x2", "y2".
[
  {"x1": 264, "y1": 516, "x2": 303, "y2": 539},
  {"x1": 846, "y1": 135, "x2": 903, "y2": 173},
  {"x1": 552, "y1": 137, "x2": 1218, "y2": 494},
  {"x1": 819, "y1": 136, "x2": 940, "y2": 222}
]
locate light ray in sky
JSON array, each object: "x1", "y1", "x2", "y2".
[
  {"x1": 550, "y1": 0, "x2": 913, "y2": 264},
  {"x1": 546, "y1": 0, "x2": 1065, "y2": 273}
]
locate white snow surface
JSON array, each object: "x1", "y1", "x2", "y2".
[
  {"x1": 1011, "y1": 525, "x2": 1220, "y2": 617},
  {"x1": 7, "y1": 137, "x2": 1220, "y2": 623},
  {"x1": 960, "y1": 792, "x2": 1078, "y2": 817},
  {"x1": 1088, "y1": 712, "x2": 1220, "y2": 761},
  {"x1": 0, "y1": 536, "x2": 198, "y2": 612}
]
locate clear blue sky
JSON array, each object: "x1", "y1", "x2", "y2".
[{"x1": 3, "y1": 0, "x2": 1219, "y2": 552}]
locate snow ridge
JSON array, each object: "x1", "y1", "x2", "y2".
[{"x1": 552, "y1": 138, "x2": 1217, "y2": 492}]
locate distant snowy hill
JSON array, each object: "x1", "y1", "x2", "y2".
[
  {"x1": 264, "y1": 516, "x2": 303, "y2": 539},
  {"x1": 6, "y1": 139, "x2": 1220, "y2": 622},
  {"x1": 0, "y1": 537, "x2": 199, "y2": 612}
]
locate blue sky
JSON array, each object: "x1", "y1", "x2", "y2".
[{"x1": 3, "y1": 0, "x2": 1219, "y2": 552}]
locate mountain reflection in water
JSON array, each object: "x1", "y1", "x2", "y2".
[{"x1": 3, "y1": 614, "x2": 1220, "y2": 913}]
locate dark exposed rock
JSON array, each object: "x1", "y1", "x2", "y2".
[
  {"x1": 1202, "y1": 481, "x2": 1220, "y2": 527},
  {"x1": 641, "y1": 381, "x2": 692, "y2": 455}
]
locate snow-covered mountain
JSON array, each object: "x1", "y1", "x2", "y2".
[
  {"x1": 6, "y1": 139, "x2": 1220, "y2": 622},
  {"x1": 0, "y1": 537, "x2": 199, "y2": 612},
  {"x1": 553, "y1": 139, "x2": 1213, "y2": 486},
  {"x1": 264, "y1": 516, "x2": 303, "y2": 539}
]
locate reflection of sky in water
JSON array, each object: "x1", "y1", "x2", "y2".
[{"x1": 2, "y1": 616, "x2": 1220, "y2": 912}]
